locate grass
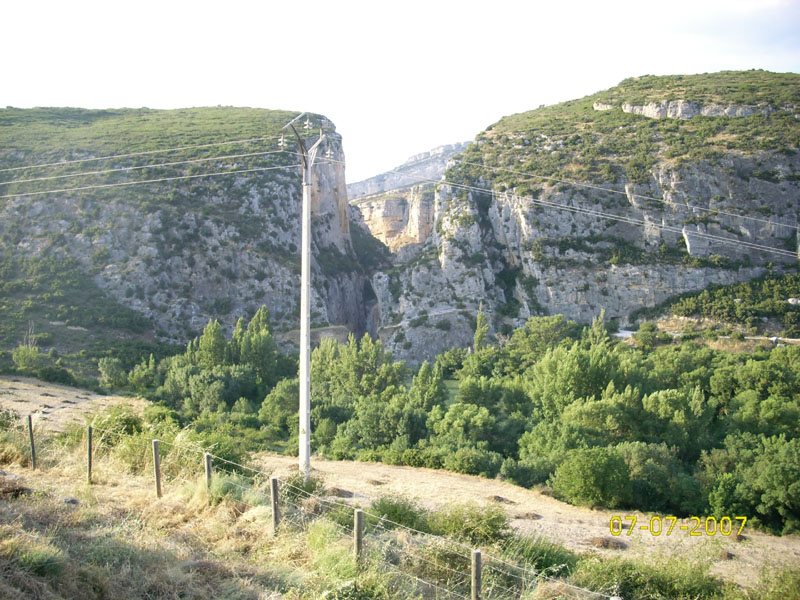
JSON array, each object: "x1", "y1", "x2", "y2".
[{"x1": 1, "y1": 414, "x2": 798, "y2": 599}]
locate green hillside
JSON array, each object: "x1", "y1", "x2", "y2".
[
  {"x1": 453, "y1": 70, "x2": 800, "y2": 187},
  {"x1": 0, "y1": 107, "x2": 332, "y2": 379}
]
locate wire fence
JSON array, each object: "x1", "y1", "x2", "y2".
[{"x1": 0, "y1": 411, "x2": 620, "y2": 600}]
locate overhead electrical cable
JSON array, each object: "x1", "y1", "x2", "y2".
[
  {"x1": 0, "y1": 150, "x2": 287, "y2": 186},
  {"x1": 455, "y1": 158, "x2": 799, "y2": 232},
  {"x1": 321, "y1": 156, "x2": 797, "y2": 260},
  {"x1": 0, "y1": 134, "x2": 284, "y2": 173},
  {"x1": 0, "y1": 164, "x2": 301, "y2": 200}
]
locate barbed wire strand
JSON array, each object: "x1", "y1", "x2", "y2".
[{"x1": 3, "y1": 422, "x2": 614, "y2": 600}]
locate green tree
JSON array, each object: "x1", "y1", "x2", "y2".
[
  {"x1": 12, "y1": 344, "x2": 42, "y2": 372},
  {"x1": 240, "y1": 307, "x2": 278, "y2": 387},
  {"x1": 98, "y1": 357, "x2": 127, "y2": 388},
  {"x1": 473, "y1": 304, "x2": 489, "y2": 352},
  {"x1": 196, "y1": 319, "x2": 226, "y2": 369},
  {"x1": 550, "y1": 447, "x2": 631, "y2": 508}
]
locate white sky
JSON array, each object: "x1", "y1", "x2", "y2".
[{"x1": 3, "y1": 0, "x2": 799, "y2": 183}]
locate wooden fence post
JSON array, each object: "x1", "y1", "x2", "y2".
[
  {"x1": 204, "y1": 453, "x2": 212, "y2": 490},
  {"x1": 152, "y1": 440, "x2": 162, "y2": 498},
  {"x1": 27, "y1": 415, "x2": 36, "y2": 470},
  {"x1": 87, "y1": 426, "x2": 93, "y2": 484},
  {"x1": 270, "y1": 477, "x2": 280, "y2": 534},
  {"x1": 471, "y1": 549, "x2": 481, "y2": 600},
  {"x1": 354, "y1": 509, "x2": 364, "y2": 561}
]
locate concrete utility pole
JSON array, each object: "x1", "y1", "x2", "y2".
[{"x1": 284, "y1": 113, "x2": 326, "y2": 481}]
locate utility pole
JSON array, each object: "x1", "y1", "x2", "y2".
[{"x1": 284, "y1": 113, "x2": 326, "y2": 481}]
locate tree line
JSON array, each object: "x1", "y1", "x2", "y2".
[{"x1": 97, "y1": 306, "x2": 800, "y2": 535}]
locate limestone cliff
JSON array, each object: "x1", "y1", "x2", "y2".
[
  {"x1": 357, "y1": 71, "x2": 800, "y2": 363},
  {"x1": 0, "y1": 108, "x2": 373, "y2": 346},
  {"x1": 347, "y1": 142, "x2": 468, "y2": 199}
]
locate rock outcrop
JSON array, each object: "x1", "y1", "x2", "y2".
[
  {"x1": 347, "y1": 142, "x2": 468, "y2": 199},
  {"x1": 0, "y1": 109, "x2": 373, "y2": 342},
  {"x1": 354, "y1": 72, "x2": 800, "y2": 363}
]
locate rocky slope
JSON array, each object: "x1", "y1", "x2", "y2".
[
  {"x1": 346, "y1": 142, "x2": 468, "y2": 199},
  {"x1": 0, "y1": 108, "x2": 374, "y2": 353},
  {"x1": 353, "y1": 71, "x2": 800, "y2": 362},
  {"x1": 2, "y1": 72, "x2": 798, "y2": 368}
]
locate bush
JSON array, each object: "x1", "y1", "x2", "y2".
[
  {"x1": 368, "y1": 495, "x2": 429, "y2": 532},
  {"x1": 98, "y1": 357, "x2": 127, "y2": 388},
  {"x1": 428, "y1": 501, "x2": 510, "y2": 545},
  {"x1": 36, "y1": 365, "x2": 77, "y2": 387},
  {"x1": 12, "y1": 345, "x2": 42, "y2": 372},
  {"x1": 570, "y1": 556, "x2": 723, "y2": 600},
  {"x1": 443, "y1": 447, "x2": 502, "y2": 477},
  {"x1": 501, "y1": 534, "x2": 579, "y2": 575},
  {"x1": 550, "y1": 447, "x2": 631, "y2": 508},
  {"x1": 500, "y1": 457, "x2": 539, "y2": 488},
  {"x1": 282, "y1": 471, "x2": 326, "y2": 503}
]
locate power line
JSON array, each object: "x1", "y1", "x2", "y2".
[
  {"x1": 445, "y1": 179, "x2": 799, "y2": 259},
  {"x1": 0, "y1": 164, "x2": 301, "y2": 200},
  {"x1": 0, "y1": 134, "x2": 284, "y2": 174},
  {"x1": 455, "y1": 158, "x2": 799, "y2": 232},
  {"x1": 332, "y1": 157, "x2": 797, "y2": 260},
  {"x1": 0, "y1": 150, "x2": 286, "y2": 186}
]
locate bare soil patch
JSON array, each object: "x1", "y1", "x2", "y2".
[
  {"x1": 258, "y1": 453, "x2": 800, "y2": 588},
  {"x1": 0, "y1": 376, "x2": 146, "y2": 432}
]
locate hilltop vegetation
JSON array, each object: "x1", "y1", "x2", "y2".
[
  {"x1": 0, "y1": 106, "x2": 365, "y2": 373},
  {"x1": 454, "y1": 70, "x2": 800, "y2": 187}
]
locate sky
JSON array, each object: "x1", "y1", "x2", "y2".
[{"x1": 3, "y1": 0, "x2": 800, "y2": 183}]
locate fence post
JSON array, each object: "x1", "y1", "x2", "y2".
[
  {"x1": 87, "y1": 426, "x2": 93, "y2": 484},
  {"x1": 152, "y1": 440, "x2": 162, "y2": 498},
  {"x1": 204, "y1": 453, "x2": 212, "y2": 490},
  {"x1": 270, "y1": 477, "x2": 280, "y2": 534},
  {"x1": 471, "y1": 549, "x2": 481, "y2": 600},
  {"x1": 27, "y1": 415, "x2": 36, "y2": 470},
  {"x1": 354, "y1": 509, "x2": 364, "y2": 561}
]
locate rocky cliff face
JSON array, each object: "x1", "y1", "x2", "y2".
[
  {"x1": 0, "y1": 108, "x2": 373, "y2": 343},
  {"x1": 354, "y1": 72, "x2": 800, "y2": 362},
  {"x1": 347, "y1": 142, "x2": 468, "y2": 199},
  {"x1": 350, "y1": 185, "x2": 436, "y2": 258}
]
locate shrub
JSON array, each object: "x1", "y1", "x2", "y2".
[
  {"x1": 434, "y1": 319, "x2": 451, "y2": 331},
  {"x1": 570, "y1": 556, "x2": 723, "y2": 600},
  {"x1": 368, "y1": 495, "x2": 429, "y2": 532},
  {"x1": 12, "y1": 344, "x2": 42, "y2": 372},
  {"x1": 501, "y1": 534, "x2": 579, "y2": 575},
  {"x1": 443, "y1": 447, "x2": 503, "y2": 478},
  {"x1": 98, "y1": 357, "x2": 127, "y2": 388},
  {"x1": 428, "y1": 501, "x2": 510, "y2": 545},
  {"x1": 282, "y1": 471, "x2": 326, "y2": 503},
  {"x1": 550, "y1": 447, "x2": 631, "y2": 508},
  {"x1": 36, "y1": 366, "x2": 77, "y2": 387}
]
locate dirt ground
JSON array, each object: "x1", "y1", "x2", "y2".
[
  {"x1": 0, "y1": 376, "x2": 146, "y2": 432},
  {"x1": 259, "y1": 457, "x2": 800, "y2": 587},
  {"x1": 1, "y1": 376, "x2": 797, "y2": 588}
]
